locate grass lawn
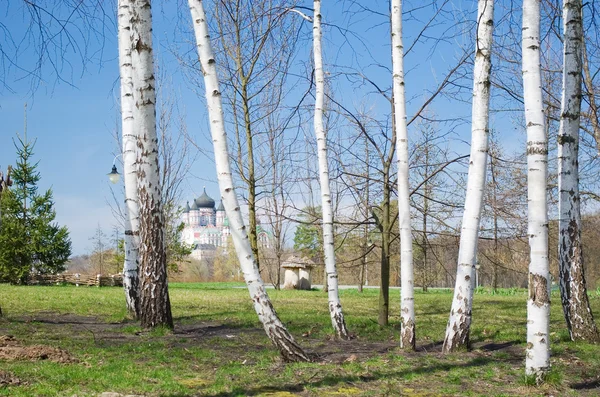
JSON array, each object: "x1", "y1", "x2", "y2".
[{"x1": 0, "y1": 283, "x2": 599, "y2": 396}]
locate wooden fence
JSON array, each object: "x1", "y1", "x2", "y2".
[{"x1": 27, "y1": 273, "x2": 124, "y2": 287}]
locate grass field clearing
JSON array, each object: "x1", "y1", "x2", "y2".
[{"x1": 0, "y1": 283, "x2": 598, "y2": 396}]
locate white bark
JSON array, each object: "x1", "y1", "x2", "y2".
[
  {"x1": 131, "y1": 0, "x2": 173, "y2": 329},
  {"x1": 392, "y1": 0, "x2": 415, "y2": 350},
  {"x1": 443, "y1": 0, "x2": 494, "y2": 353},
  {"x1": 557, "y1": 0, "x2": 599, "y2": 342},
  {"x1": 188, "y1": 0, "x2": 309, "y2": 362},
  {"x1": 312, "y1": 0, "x2": 350, "y2": 340},
  {"x1": 118, "y1": 0, "x2": 140, "y2": 319},
  {"x1": 523, "y1": 0, "x2": 550, "y2": 381}
]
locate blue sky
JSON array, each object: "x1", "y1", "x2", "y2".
[
  {"x1": 0, "y1": 0, "x2": 219, "y2": 255},
  {"x1": 0, "y1": 1, "x2": 527, "y2": 255}
]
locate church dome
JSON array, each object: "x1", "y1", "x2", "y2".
[
  {"x1": 195, "y1": 188, "x2": 215, "y2": 209},
  {"x1": 216, "y1": 200, "x2": 225, "y2": 212},
  {"x1": 184, "y1": 201, "x2": 191, "y2": 213},
  {"x1": 190, "y1": 200, "x2": 199, "y2": 210}
]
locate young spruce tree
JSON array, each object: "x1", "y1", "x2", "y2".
[{"x1": 0, "y1": 137, "x2": 71, "y2": 284}]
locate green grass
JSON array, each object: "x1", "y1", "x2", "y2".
[{"x1": 0, "y1": 283, "x2": 599, "y2": 396}]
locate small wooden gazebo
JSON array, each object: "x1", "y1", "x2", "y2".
[{"x1": 281, "y1": 255, "x2": 315, "y2": 290}]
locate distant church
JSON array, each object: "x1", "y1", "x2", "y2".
[
  {"x1": 181, "y1": 188, "x2": 272, "y2": 260},
  {"x1": 181, "y1": 188, "x2": 230, "y2": 260}
]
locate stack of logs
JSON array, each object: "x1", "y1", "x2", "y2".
[{"x1": 27, "y1": 273, "x2": 124, "y2": 287}]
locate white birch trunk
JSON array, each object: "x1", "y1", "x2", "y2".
[
  {"x1": 118, "y1": 0, "x2": 140, "y2": 319},
  {"x1": 188, "y1": 0, "x2": 309, "y2": 362},
  {"x1": 313, "y1": 0, "x2": 350, "y2": 340},
  {"x1": 131, "y1": 0, "x2": 173, "y2": 329},
  {"x1": 557, "y1": 0, "x2": 599, "y2": 343},
  {"x1": 391, "y1": 0, "x2": 415, "y2": 350},
  {"x1": 443, "y1": 0, "x2": 494, "y2": 353},
  {"x1": 523, "y1": 0, "x2": 551, "y2": 381}
]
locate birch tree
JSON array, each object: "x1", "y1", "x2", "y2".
[
  {"x1": 188, "y1": 0, "x2": 309, "y2": 362},
  {"x1": 557, "y1": 0, "x2": 599, "y2": 342},
  {"x1": 324, "y1": 1, "x2": 472, "y2": 326},
  {"x1": 391, "y1": 0, "x2": 415, "y2": 350},
  {"x1": 312, "y1": 0, "x2": 350, "y2": 340},
  {"x1": 130, "y1": 0, "x2": 173, "y2": 329},
  {"x1": 523, "y1": 0, "x2": 551, "y2": 381},
  {"x1": 117, "y1": 0, "x2": 140, "y2": 319},
  {"x1": 443, "y1": 0, "x2": 494, "y2": 352},
  {"x1": 203, "y1": 0, "x2": 300, "y2": 273}
]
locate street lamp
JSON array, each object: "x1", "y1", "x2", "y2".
[
  {"x1": 107, "y1": 154, "x2": 122, "y2": 184},
  {"x1": 108, "y1": 165, "x2": 120, "y2": 184}
]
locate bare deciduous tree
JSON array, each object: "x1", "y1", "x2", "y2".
[
  {"x1": 188, "y1": 0, "x2": 309, "y2": 362},
  {"x1": 117, "y1": 0, "x2": 140, "y2": 319},
  {"x1": 523, "y1": 0, "x2": 551, "y2": 382},
  {"x1": 207, "y1": 0, "x2": 301, "y2": 272},
  {"x1": 130, "y1": 0, "x2": 173, "y2": 329},
  {"x1": 557, "y1": 0, "x2": 599, "y2": 343},
  {"x1": 444, "y1": 0, "x2": 494, "y2": 353},
  {"x1": 391, "y1": 0, "x2": 415, "y2": 350},
  {"x1": 311, "y1": 0, "x2": 350, "y2": 340}
]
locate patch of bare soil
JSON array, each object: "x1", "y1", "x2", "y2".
[
  {"x1": 305, "y1": 338, "x2": 397, "y2": 364},
  {"x1": 0, "y1": 335, "x2": 77, "y2": 363},
  {"x1": 0, "y1": 370, "x2": 25, "y2": 386}
]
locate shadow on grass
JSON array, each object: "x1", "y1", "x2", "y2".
[
  {"x1": 162, "y1": 356, "x2": 493, "y2": 397},
  {"x1": 175, "y1": 314, "x2": 255, "y2": 325},
  {"x1": 8, "y1": 314, "x2": 105, "y2": 325},
  {"x1": 570, "y1": 378, "x2": 600, "y2": 390},
  {"x1": 416, "y1": 340, "x2": 443, "y2": 352},
  {"x1": 477, "y1": 340, "x2": 521, "y2": 351},
  {"x1": 415, "y1": 340, "x2": 523, "y2": 354}
]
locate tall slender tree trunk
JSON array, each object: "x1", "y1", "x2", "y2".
[
  {"x1": 422, "y1": 175, "x2": 430, "y2": 293},
  {"x1": 118, "y1": 0, "x2": 140, "y2": 319},
  {"x1": 377, "y1": 182, "x2": 391, "y2": 327},
  {"x1": 523, "y1": 0, "x2": 551, "y2": 382},
  {"x1": 131, "y1": 0, "x2": 173, "y2": 329},
  {"x1": 490, "y1": 148, "x2": 499, "y2": 292},
  {"x1": 359, "y1": 136, "x2": 370, "y2": 293},
  {"x1": 391, "y1": 0, "x2": 415, "y2": 350},
  {"x1": 557, "y1": 0, "x2": 600, "y2": 343},
  {"x1": 358, "y1": 248, "x2": 365, "y2": 292},
  {"x1": 443, "y1": 0, "x2": 494, "y2": 353},
  {"x1": 312, "y1": 0, "x2": 350, "y2": 340},
  {"x1": 240, "y1": 88, "x2": 260, "y2": 271},
  {"x1": 188, "y1": 0, "x2": 309, "y2": 362}
]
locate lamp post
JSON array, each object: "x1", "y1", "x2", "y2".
[
  {"x1": 107, "y1": 154, "x2": 122, "y2": 184},
  {"x1": 105, "y1": 156, "x2": 121, "y2": 277}
]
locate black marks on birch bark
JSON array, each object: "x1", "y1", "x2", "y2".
[
  {"x1": 558, "y1": 134, "x2": 577, "y2": 144},
  {"x1": 529, "y1": 273, "x2": 550, "y2": 307},
  {"x1": 401, "y1": 318, "x2": 416, "y2": 350},
  {"x1": 527, "y1": 143, "x2": 548, "y2": 155}
]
